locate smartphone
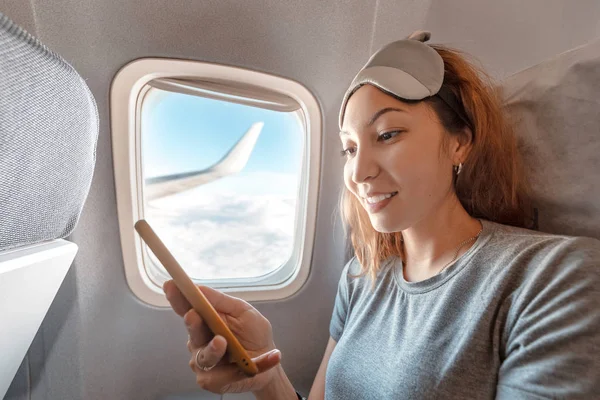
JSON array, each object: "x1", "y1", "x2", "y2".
[{"x1": 134, "y1": 219, "x2": 259, "y2": 377}]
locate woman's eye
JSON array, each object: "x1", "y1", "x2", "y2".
[
  {"x1": 340, "y1": 147, "x2": 356, "y2": 157},
  {"x1": 378, "y1": 130, "x2": 403, "y2": 141}
]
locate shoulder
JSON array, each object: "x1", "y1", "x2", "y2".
[
  {"x1": 483, "y1": 219, "x2": 600, "y2": 267},
  {"x1": 343, "y1": 256, "x2": 366, "y2": 276},
  {"x1": 340, "y1": 255, "x2": 398, "y2": 280},
  {"x1": 337, "y1": 255, "x2": 396, "y2": 298},
  {"x1": 482, "y1": 220, "x2": 600, "y2": 303},
  {"x1": 337, "y1": 256, "x2": 366, "y2": 292}
]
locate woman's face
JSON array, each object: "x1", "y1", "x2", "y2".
[{"x1": 340, "y1": 85, "x2": 462, "y2": 233}]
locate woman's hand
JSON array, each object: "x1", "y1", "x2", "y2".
[{"x1": 163, "y1": 280, "x2": 282, "y2": 394}]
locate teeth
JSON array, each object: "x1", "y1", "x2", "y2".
[{"x1": 366, "y1": 192, "x2": 396, "y2": 204}]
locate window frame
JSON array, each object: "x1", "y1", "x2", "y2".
[{"x1": 111, "y1": 58, "x2": 321, "y2": 306}]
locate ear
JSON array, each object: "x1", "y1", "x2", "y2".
[{"x1": 451, "y1": 127, "x2": 473, "y2": 164}]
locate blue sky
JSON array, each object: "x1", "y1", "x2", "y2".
[
  {"x1": 142, "y1": 88, "x2": 304, "y2": 180},
  {"x1": 140, "y1": 87, "x2": 303, "y2": 279}
]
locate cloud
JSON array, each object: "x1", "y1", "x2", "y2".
[{"x1": 144, "y1": 173, "x2": 298, "y2": 280}]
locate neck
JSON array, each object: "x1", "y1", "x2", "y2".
[{"x1": 401, "y1": 193, "x2": 481, "y2": 282}]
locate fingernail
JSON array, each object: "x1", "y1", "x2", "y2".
[
  {"x1": 268, "y1": 349, "x2": 281, "y2": 362},
  {"x1": 183, "y1": 312, "x2": 192, "y2": 328},
  {"x1": 209, "y1": 337, "x2": 221, "y2": 350},
  {"x1": 212, "y1": 335, "x2": 225, "y2": 348}
]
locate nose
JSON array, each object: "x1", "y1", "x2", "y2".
[{"x1": 351, "y1": 147, "x2": 380, "y2": 184}]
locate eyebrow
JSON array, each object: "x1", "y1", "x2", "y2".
[
  {"x1": 367, "y1": 107, "x2": 406, "y2": 126},
  {"x1": 339, "y1": 107, "x2": 406, "y2": 136}
]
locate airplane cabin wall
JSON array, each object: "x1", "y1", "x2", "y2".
[{"x1": 2, "y1": 1, "x2": 600, "y2": 399}]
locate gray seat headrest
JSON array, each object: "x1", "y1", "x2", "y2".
[
  {"x1": 0, "y1": 13, "x2": 98, "y2": 251},
  {"x1": 503, "y1": 38, "x2": 600, "y2": 239}
]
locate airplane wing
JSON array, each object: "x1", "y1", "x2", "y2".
[{"x1": 144, "y1": 122, "x2": 264, "y2": 201}]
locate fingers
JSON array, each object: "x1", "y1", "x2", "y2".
[
  {"x1": 192, "y1": 349, "x2": 282, "y2": 393},
  {"x1": 252, "y1": 348, "x2": 282, "y2": 373},
  {"x1": 164, "y1": 279, "x2": 278, "y2": 393},
  {"x1": 165, "y1": 281, "x2": 217, "y2": 348},
  {"x1": 184, "y1": 308, "x2": 212, "y2": 348},
  {"x1": 189, "y1": 335, "x2": 228, "y2": 371},
  {"x1": 164, "y1": 280, "x2": 250, "y2": 317},
  {"x1": 195, "y1": 285, "x2": 251, "y2": 316},
  {"x1": 194, "y1": 363, "x2": 246, "y2": 393},
  {"x1": 163, "y1": 280, "x2": 191, "y2": 317}
]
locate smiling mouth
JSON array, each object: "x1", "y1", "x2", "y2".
[{"x1": 364, "y1": 191, "x2": 398, "y2": 204}]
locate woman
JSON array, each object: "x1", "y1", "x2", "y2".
[{"x1": 164, "y1": 32, "x2": 600, "y2": 399}]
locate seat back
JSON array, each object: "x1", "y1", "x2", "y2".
[
  {"x1": 0, "y1": 12, "x2": 98, "y2": 398},
  {"x1": 502, "y1": 38, "x2": 600, "y2": 239},
  {"x1": 0, "y1": 13, "x2": 98, "y2": 252}
]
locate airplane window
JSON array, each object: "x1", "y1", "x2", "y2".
[
  {"x1": 111, "y1": 58, "x2": 320, "y2": 304},
  {"x1": 140, "y1": 87, "x2": 304, "y2": 281}
]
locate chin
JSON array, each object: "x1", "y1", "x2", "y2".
[{"x1": 368, "y1": 215, "x2": 403, "y2": 233}]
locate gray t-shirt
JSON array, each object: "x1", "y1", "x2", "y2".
[{"x1": 326, "y1": 220, "x2": 600, "y2": 399}]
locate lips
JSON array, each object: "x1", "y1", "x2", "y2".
[
  {"x1": 365, "y1": 192, "x2": 398, "y2": 204},
  {"x1": 361, "y1": 191, "x2": 398, "y2": 213}
]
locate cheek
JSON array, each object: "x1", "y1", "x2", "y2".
[
  {"x1": 343, "y1": 163, "x2": 355, "y2": 191},
  {"x1": 412, "y1": 160, "x2": 451, "y2": 198},
  {"x1": 386, "y1": 145, "x2": 444, "y2": 193},
  {"x1": 379, "y1": 148, "x2": 414, "y2": 186}
]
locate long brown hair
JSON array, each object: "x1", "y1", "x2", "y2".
[{"x1": 340, "y1": 45, "x2": 532, "y2": 283}]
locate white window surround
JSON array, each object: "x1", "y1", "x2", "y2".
[{"x1": 110, "y1": 58, "x2": 321, "y2": 306}]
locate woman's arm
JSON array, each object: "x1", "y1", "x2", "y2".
[
  {"x1": 496, "y1": 239, "x2": 600, "y2": 399},
  {"x1": 253, "y1": 337, "x2": 337, "y2": 400},
  {"x1": 308, "y1": 337, "x2": 337, "y2": 400},
  {"x1": 252, "y1": 364, "x2": 298, "y2": 400}
]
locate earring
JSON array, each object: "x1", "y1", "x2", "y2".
[{"x1": 454, "y1": 162, "x2": 463, "y2": 175}]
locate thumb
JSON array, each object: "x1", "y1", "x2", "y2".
[
  {"x1": 196, "y1": 285, "x2": 251, "y2": 316},
  {"x1": 253, "y1": 349, "x2": 282, "y2": 373},
  {"x1": 208, "y1": 349, "x2": 282, "y2": 389}
]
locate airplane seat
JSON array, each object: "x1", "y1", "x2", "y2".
[
  {"x1": 0, "y1": 12, "x2": 98, "y2": 398},
  {"x1": 502, "y1": 38, "x2": 600, "y2": 240}
]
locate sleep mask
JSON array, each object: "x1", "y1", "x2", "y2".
[{"x1": 339, "y1": 31, "x2": 470, "y2": 130}]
